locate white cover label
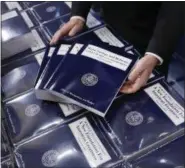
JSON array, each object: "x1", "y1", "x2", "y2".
[
  {"x1": 86, "y1": 13, "x2": 101, "y2": 28},
  {"x1": 2, "y1": 11, "x2": 18, "y2": 21},
  {"x1": 144, "y1": 83, "x2": 184, "y2": 126},
  {"x1": 59, "y1": 103, "x2": 82, "y2": 117},
  {"x1": 31, "y1": 29, "x2": 46, "y2": 51},
  {"x1": 57, "y1": 44, "x2": 71, "y2": 55},
  {"x1": 5, "y1": 2, "x2": 22, "y2": 10},
  {"x1": 82, "y1": 44, "x2": 132, "y2": 71},
  {"x1": 48, "y1": 47, "x2": 56, "y2": 57},
  {"x1": 70, "y1": 43, "x2": 84, "y2": 55},
  {"x1": 69, "y1": 117, "x2": 111, "y2": 167},
  {"x1": 94, "y1": 27, "x2": 124, "y2": 47},
  {"x1": 21, "y1": 11, "x2": 34, "y2": 28},
  {"x1": 35, "y1": 51, "x2": 45, "y2": 65},
  {"x1": 65, "y1": 1, "x2": 72, "y2": 8}
]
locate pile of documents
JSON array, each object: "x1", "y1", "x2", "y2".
[{"x1": 34, "y1": 40, "x2": 139, "y2": 117}]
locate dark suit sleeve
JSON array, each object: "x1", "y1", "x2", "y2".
[
  {"x1": 71, "y1": 2, "x2": 93, "y2": 20},
  {"x1": 146, "y1": 2, "x2": 183, "y2": 64}
]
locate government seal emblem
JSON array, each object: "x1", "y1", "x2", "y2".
[
  {"x1": 25, "y1": 104, "x2": 40, "y2": 117},
  {"x1": 46, "y1": 6, "x2": 56, "y2": 13},
  {"x1": 81, "y1": 73, "x2": 98, "y2": 86},
  {"x1": 42, "y1": 150, "x2": 59, "y2": 167},
  {"x1": 125, "y1": 111, "x2": 144, "y2": 126}
]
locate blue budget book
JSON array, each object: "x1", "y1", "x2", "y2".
[
  {"x1": 14, "y1": 113, "x2": 121, "y2": 168},
  {"x1": 32, "y1": 1, "x2": 71, "y2": 23},
  {"x1": 2, "y1": 51, "x2": 45, "y2": 101},
  {"x1": 98, "y1": 79, "x2": 184, "y2": 157},
  {"x1": 3, "y1": 90, "x2": 84, "y2": 145},
  {"x1": 49, "y1": 41, "x2": 138, "y2": 117},
  {"x1": 34, "y1": 45, "x2": 57, "y2": 85},
  {"x1": 2, "y1": 27, "x2": 47, "y2": 66},
  {"x1": 128, "y1": 136, "x2": 185, "y2": 168}
]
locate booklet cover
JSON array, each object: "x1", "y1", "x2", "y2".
[
  {"x1": 14, "y1": 113, "x2": 121, "y2": 168},
  {"x1": 1, "y1": 51, "x2": 45, "y2": 101},
  {"x1": 49, "y1": 41, "x2": 138, "y2": 117},
  {"x1": 35, "y1": 41, "x2": 72, "y2": 90},
  {"x1": 35, "y1": 42, "x2": 73, "y2": 102},
  {"x1": 34, "y1": 46, "x2": 56, "y2": 85},
  {"x1": 2, "y1": 10, "x2": 35, "y2": 59},
  {"x1": 3, "y1": 90, "x2": 84, "y2": 145},
  {"x1": 128, "y1": 136, "x2": 185, "y2": 168},
  {"x1": 98, "y1": 79, "x2": 184, "y2": 157},
  {"x1": 32, "y1": 1, "x2": 71, "y2": 23},
  {"x1": 2, "y1": 27, "x2": 47, "y2": 65}
]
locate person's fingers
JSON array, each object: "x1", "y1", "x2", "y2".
[
  {"x1": 121, "y1": 70, "x2": 150, "y2": 94},
  {"x1": 50, "y1": 22, "x2": 73, "y2": 45},
  {"x1": 68, "y1": 23, "x2": 83, "y2": 36},
  {"x1": 128, "y1": 59, "x2": 144, "y2": 83}
]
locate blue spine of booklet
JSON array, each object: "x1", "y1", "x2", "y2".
[
  {"x1": 98, "y1": 79, "x2": 184, "y2": 157},
  {"x1": 49, "y1": 41, "x2": 139, "y2": 117},
  {"x1": 14, "y1": 113, "x2": 121, "y2": 168},
  {"x1": 35, "y1": 45, "x2": 57, "y2": 85},
  {"x1": 36, "y1": 41, "x2": 72, "y2": 90}
]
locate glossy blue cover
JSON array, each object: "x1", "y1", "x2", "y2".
[
  {"x1": 2, "y1": 10, "x2": 29, "y2": 43},
  {"x1": 34, "y1": 46, "x2": 55, "y2": 85},
  {"x1": 3, "y1": 90, "x2": 84, "y2": 145},
  {"x1": 50, "y1": 41, "x2": 138, "y2": 116},
  {"x1": 1, "y1": 51, "x2": 45, "y2": 101},
  {"x1": 36, "y1": 41, "x2": 72, "y2": 90},
  {"x1": 15, "y1": 113, "x2": 121, "y2": 168},
  {"x1": 32, "y1": 1, "x2": 70, "y2": 23},
  {"x1": 130, "y1": 136, "x2": 185, "y2": 168},
  {"x1": 2, "y1": 27, "x2": 47, "y2": 65},
  {"x1": 99, "y1": 79, "x2": 184, "y2": 157}
]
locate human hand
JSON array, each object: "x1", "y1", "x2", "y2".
[
  {"x1": 120, "y1": 54, "x2": 159, "y2": 94},
  {"x1": 50, "y1": 18, "x2": 85, "y2": 45}
]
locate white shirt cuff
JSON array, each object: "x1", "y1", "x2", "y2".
[
  {"x1": 70, "y1": 16, "x2": 85, "y2": 22},
  {"x1": 145, "y1": 52, "x2": 163, "y2": 65}
]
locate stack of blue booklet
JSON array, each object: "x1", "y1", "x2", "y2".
[
  {"x1": 14, "y1": 113, "x2": 122, "y2": 168},
  {"x1": 97, "y1": 78, "x2": 184, "y2": 157},
  {"x1": 3, "y1": 90, "x2": 84, "y2": 145},
  {"x1": 34, "y1": 33, "x2": 139, "y2": 117}
]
